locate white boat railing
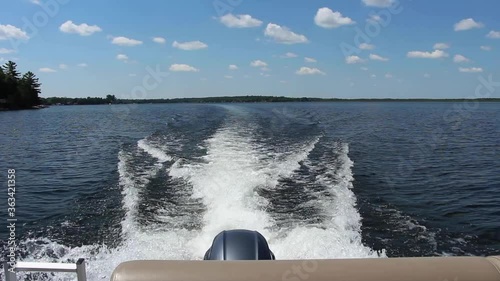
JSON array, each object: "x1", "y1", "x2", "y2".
[{"x1": 3, "y1": 258, "x2": 87, "y2": 281}]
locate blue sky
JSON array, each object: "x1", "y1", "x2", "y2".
[{"x1": 1, "y1": 0, "x2": 500, "y2": 99}]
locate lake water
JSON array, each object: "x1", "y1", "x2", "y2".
[{"x1": 0, "y1": 102, "x2": 499, "y2": 280}]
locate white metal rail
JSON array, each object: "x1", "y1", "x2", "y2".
[{"x1": 3, "y1": 258, "x2": 87, "y2": 281}]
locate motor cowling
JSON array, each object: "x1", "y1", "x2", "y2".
[{"x1": 203, "y1": 230, "x2": 276, "y2": 260}]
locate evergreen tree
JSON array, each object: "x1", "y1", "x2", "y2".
[
  {"x1": 0, "y1": 61, "x2": 42, "y2": 109},
  {"x1": 19, "y1": 71, "x2": 41, "y2": 107},
  {"x1": 0, "y1": 67, "x2": 7, "y2": 101}
]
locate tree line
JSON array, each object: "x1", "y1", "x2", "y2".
[
  {"x1": 0, "y1": 61, "x2": 42, "y2": 110},
  {"x1": 42, "y1": 95, "x2": 117, "y2": 105},
  {"x1": 41, "y1": 95, "x2": 500, "y2": 105}
]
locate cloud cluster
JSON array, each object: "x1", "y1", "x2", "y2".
[
  {"x1": 0, "y1": 24, "x2": 29, "y2": 40},
  {"x1": 362, "y1": 0, "x2": 395, "y2": 8},
  {"x1": 459, "y1": 67, "x2": 483, "y2": 73},
  {"x1": 304, "y1": 57, "x2": 317, "y2": 63},
  {"x1": 296, "y1": 67, "x2": 325, "y2": 75},
  {"x1": 454, "y1": 18, "x2": 483, "y2": 31},
  {"x1": 453, "y1": 54, "x2": 470, "y2": 63},
  {"x1": 220, "y1": 14, "x2": 263, "y2": 28},
  {"x1": 116, "y1": 54, "x2": 128, "y2": 61},
  {"x1": 433, "y1": 43, "x2": 450, "y2": 50},
  {"x1": 153, "y1": 37, "x2": 166, "y2": 44},
  {"x1": 346, "y1": 56, "x2": 364, "y2": 64},
  {"x1": 407, "y1": 50, "x2": 449, "y2": 59},
  {"x1": 60, "y1": 21, "x2": 102, "y2": 36},
  {"x1": 264, "y1": 23, "x2": 308, "y2": 44},
  {"x1": 250, "y1": 60, "x2": 268, "y2": 67},
  {"x1": 172, "y1": 40, "x2": 208, "y2": 50},
  {"x1": 314, "y1": 7, "x2": 355, "y2": 29},
  {"x1": 112, "y1": 36, "x2": 143, "y2": 46},
  {"x1": 169, "y1": 64, "x2": 199, "y2": 72},
  {"x1": 369, "y1": 54, "x2": 389, "y2": 61}
]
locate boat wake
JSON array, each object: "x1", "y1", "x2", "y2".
[{"x1": 1, "y1": 108, "x2": 382, "y2": 280}]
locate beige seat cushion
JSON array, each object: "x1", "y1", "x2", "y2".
[{"x1": 111, "y1": 256, "x2": 500, "y2": 281}]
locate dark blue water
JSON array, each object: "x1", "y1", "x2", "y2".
[{"x1": 0, "y1": 102, "x2": 499, "y2": 279}]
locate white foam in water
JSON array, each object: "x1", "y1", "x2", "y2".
[
  {"x1": 271, "y1": 143, "x2": 384, "y2": 259},
  {"x1": 137, "y1": 139, "x2": 172, "y2": 163},
  {"x1": 3, "y1": 121, "x2": 382, "y2": 281}
]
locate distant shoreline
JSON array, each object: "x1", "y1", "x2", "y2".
[
  {"x1": 38, "y1": 96, "x2": 500, "y2": 107},
  {"x1": 2, "y1": 96, "x2": 498, "y2": 111}
]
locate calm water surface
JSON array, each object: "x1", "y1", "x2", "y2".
[{"x1": 0, "y1": 102, "x2": 499, "y2": 280}]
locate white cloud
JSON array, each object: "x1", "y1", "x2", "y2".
[
  {"x1": 361, "y1": 67, "x2": 369, "y2": 71},
  {"x1": 385, "y1": 73, "x2": 393, "y2": 79},
  {"x1": 362, "y1": 0, "x2": 395, "y2": 8},
  {"x1": 424, "y1": 73, "x2": 431, "y2": 78},
  {"x1": 0, "y1": 24, "x2": 29, "y2": 40},
  {"x1": 261, "y1": 67, "x2": 271, "y2": 72},
  {"x1": 0, "y1": 48, "x2": 15, "y2": 54},
  {"x1": 116, "y1": 54, "x2": 128, "y2": 61},
  {"x1": 296, "y1": 67, "x2": 325, "y2": 75},
  {"x1": 229, "y1": 64, "x2": 238, "y2": 70},
  {"x1": 359, "y1": 43, "x2": 375, "y2": 50},
  {"x1": 264, "y1": 23, "x2": 308, "y2": 44},
  {"x1": 369, "y1": 53, "x2": 389, "y2": 61},
  {"x1": 346, "y1": 55, "x2": 365, "y2": 64},
  {"x1": 454, "y1": 18, "x2": 484, "y2": 31},
  {"x1": 305, "y1": 57, "x2": 317, "y2": 63},
  {"x1": 407, "y1": 50, "x2": 449, "y2": 59},
  {"x1": 314, "y1": 7, "x2": 355, "y2": 29},
  {"x1": 282, "y1": 52, "x2": 298, "y2": 58},
  {"x1": 371, "y1": 74, "x2": 377, "y2": 78},
  {"x1": 77, "y1": 63, "x2": 87, "y2": 67},
  {"x1": 480, "y1": 45, "x2": 492, "y2": 51},
  {"x1": 172, "y1": 40, "x2": 208, "y2": 50},
  {"x1": 433, "y1": 43, "x2": 450, "y2": 49},
  {"x1": 260, "y1": 73, "x2": 271, "y2": 77},
  {"x1": 152, "y1": 37, "x2": 166, "y2": 44},
  {"x1": 453, "y1": 54, "x2": 470, "y2": 63},
  {"x1": 486, "y1": 30, "x2": 500, "y2": 39},
  {"x1": 220, "y1": 14, "x2": 263, "y2": 28},
  {"x1": 31, "y1": 0, "x2": 41, "y2": 5},
  {"x1": 129, "y1": 74, "x2": 137, "y2": 77},
  {"x1": 59, "y1": 64, "x2": 68, "y2": 69},
  {"x1": 39, "y1": 67, "x2": 56, "y2": 73},
  {"x1": 112, "y1": 36, "x2": 143, "y2": 46},
  {"x1": 459, "y1": 67, "x2": 483, "y2": 73},
  {"x1": 367, "y1": 15, "x2": 382, "y2": 24},
  {"x1": 169, "y1": 64, "x2": 199, "y2": 72},
  {"x1": 280, "y1": 80, "x2": 287, "y2": 84},
  {"x1": 224, "y1": 75, "x2": 233, "y2": 79},
  {"x1": 250, "y1": 60, "x2": 267, "y2": 67},
  {"x1": 59, "y1": 21, "x2": 102, "y2": 36}
]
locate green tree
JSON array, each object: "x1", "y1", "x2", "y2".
[
  {"x1": 2, "y1": 61, "x2": 21, "y2": 108},
  {"x1": 0, "y1": 61, "x2": 42, "y2": 109},
  {"x1": 19, "y1": 71, "x2": 41, "y2": 107},
  {"x1": 106, "y1": 94, "x2": 117, "y2": 103},
  {"x1": 0, "y1": 67, "x2": 6, "y2": 101}
]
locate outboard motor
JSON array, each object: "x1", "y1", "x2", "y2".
[{"x1": 203, "y1": 230, "x2": 276, "y2": 260}]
